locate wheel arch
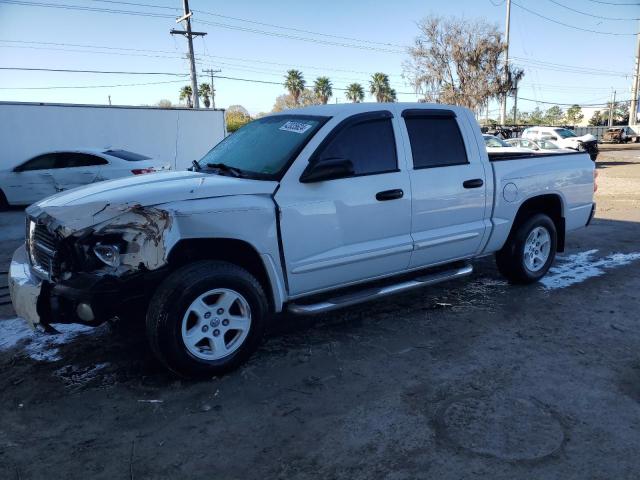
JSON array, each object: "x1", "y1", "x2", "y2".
[
  {"x1": 510, "y1": 193, "x2": 565, "y2": 252},
  {"x1": 166, "y1": 238, "x2": 281, "y2": 312}
]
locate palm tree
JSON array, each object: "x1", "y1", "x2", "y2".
[
  {"x1": 313, "y1": 76, "x2": 333, "y2": 104},
  {"x1": 345, "y1": 83, "x2": 365, "y2": 103},
  {"x1": 179, "y1": 85, "x2": 193, "y2": 108},
  {"x1": 370, "y1": 73, "x2": 392, "y2": 102},
  {"x1": 198, "y1": 83, "x2": 212, "y2": 108},
  {"x1": 380, "y1": 88, "x2": 397, "y2": 103},
  {"x1": 284, "y1": 69, "x2": 305, "y2": 105}
]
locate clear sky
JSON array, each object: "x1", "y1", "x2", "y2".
[{"x1": 0, "y1": 0, "x2": 637, "y2": 116}]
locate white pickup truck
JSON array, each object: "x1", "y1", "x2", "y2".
[{"x1": 9, "y1": 103, "x2": 596, "y2": 377}]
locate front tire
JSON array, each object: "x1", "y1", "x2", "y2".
[
  {"x1": 146, "y1": 261, "x2": 268, "y2": 378},
  {"x1": 495, "y1": 213, "x2": 557, "y2": 284}
]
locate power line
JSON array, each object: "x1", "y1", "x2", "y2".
[
  {"x1": 511, "y1": 1, "x2": 636, "y2": 35},
  {"x1": 0, "y1": 0, "x2": 175, "y2": 18},
  {"x1": 199, "y1": 73, "x2": 418, "y2": 95},
  {"x1": 1, "y1": 43, "x2": 190, "y2": 61},
  {"x1": 0, "y1": 38, "x2": 404, "y2": 77},
  {"x1": 193, "y1": 18, "x2": 403, "y2": 53},
  {"x1": 511, "y1": 56, "x2": 630, "y2": 77},
  {"x1": 0, "y1": 79, "x2": 188, "y2": 90},
  {"x1": 91, "y1": 0, "x2": 407, "y2": 49},
  {"x1": 547, "y1": 0, "x2": 639, "y2": 21},
  {"x1": 586, "y1": 0, "x2": 640, "y2": 5},
  {"x1": 0, "y1": 66, "x2": 189, "y2": 75},
  {"x1": 0, "y1": 0, "x2": 405, "y2": 53},
  {"x1": 518, "y1": 96, "x2": 631, "y2": 106}
]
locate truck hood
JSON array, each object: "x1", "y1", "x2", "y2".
[
  {"x1": 562, "y1": 134, "x2": 596, "y2": 144},
  {"x1": 35, "y1": 170, "x2": 278, "y2": 208},
  {"x1": 27, "y1": 170, "x2": 279, "y2": 234}
]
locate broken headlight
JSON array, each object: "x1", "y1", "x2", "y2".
[{"x1": 93, "y1": 243, "x2": 121, "y2": 267}]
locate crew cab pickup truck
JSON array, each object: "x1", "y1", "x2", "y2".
[
  {"x1": 9, "y1": 103, "x2": 596, "y2": 377},
  {"x1": 522, "y1": 126, "x2": 599, "y2": 161}
]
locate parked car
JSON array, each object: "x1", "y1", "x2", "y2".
[
  {"x1": 483, "y1": 134, "x2": 532, "y2": 154},
  {"x1": 522, "y1": 127, "x2": 598, "y2": 161},
  {"x1": 506, "y1": 138, "x2": 573, "y2": 153},
  {"x1": 0, "y1": 149, "x2": 168, "y2": 209},
  {"x1": 602, "y1": 126, "x2": 639, "y2": 144},
  {"x1": 9, "y1": 103, "x2": 596, "y2": 377}
]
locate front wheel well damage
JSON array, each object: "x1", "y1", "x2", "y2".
[
  {"x1": 167, "y1": 238, "x2": 275, "y2": 311},
  {"x1": 511, "y1": 194, "x2": 565, "y2": 252}
]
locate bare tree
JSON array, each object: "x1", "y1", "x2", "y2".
[
  {"x1": 403, "y1": 15, "x2": 523, "y2": 111},
  {"x1": 272, "y1": 89, "x2": 322, "y2": 112}
]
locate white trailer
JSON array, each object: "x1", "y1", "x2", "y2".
[{"x1": 0, "y1": 101, "x2": 226, "y2": 171}]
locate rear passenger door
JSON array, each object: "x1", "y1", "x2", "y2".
[
  {"x1": 400, "y1": 109, "x2": 488, "y2": 269},
  {"x1": 50, "y1": 153, "x2": 106, "y2": 191}
]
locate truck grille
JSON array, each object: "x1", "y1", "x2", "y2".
[{"x1": 27, "y1": 219, "x2": 61, "y2": 280}]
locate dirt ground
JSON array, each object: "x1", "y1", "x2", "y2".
[{"x1": 1, "y1": 145, "x2": 640, "y2": 479}]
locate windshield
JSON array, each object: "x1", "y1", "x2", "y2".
[
  {"x1": 198, "y1": 115, "x2": 328, "y2": 179},
  {"x1": 554, "y1": 128, "x2": 577, "y2": 139},
  {"x1": 483, "y1": 135, "x2": 510, "y2": 148}
]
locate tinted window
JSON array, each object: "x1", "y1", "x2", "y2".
[
  {"x1": 17, "y1": 154, "x2": 57, "y2": 171},
  {"x1": 315, "y1": 118, "x2": 397, "y2": 176},
  {"x1": 57, "y1": 153, "x2": 108, "y2": 168},
  {"x1": 104, "y1": 149, "x2": 150, "y2": 161},
  {"x1": 405, "y1": 116, "x2": 468, "y2": 168}
]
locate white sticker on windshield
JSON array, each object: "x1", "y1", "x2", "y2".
[{"x1": 279, "y1": 121, "x2": 313, "y2": 134}]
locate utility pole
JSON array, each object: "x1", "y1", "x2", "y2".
[
  {"x1": 609, "y1": 89, "x2": 617, "y2": 127},
  {"x1": 512, "y1": 77, "x2": 519, "y2": 124},
  {"x1": 500, "y1": 0, "x2": 512, "y2": 125},
  {"x1": 202, "y1": 68, "x2": 221, "y2": 109},
  {"x1": 170, "y1": 0, "x2": 206, "y2": 108},
  {"x1": 630, "y1": 20, "x2": 640, "y2": 125}
]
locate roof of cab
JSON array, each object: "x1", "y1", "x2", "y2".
[{"x1": 266, "y1": 102, "x2": 470, "y2": 118}]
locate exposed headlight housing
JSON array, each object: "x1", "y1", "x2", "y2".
[{"x1": 93, "y1": 243, "x2": 120, "y2": 267}]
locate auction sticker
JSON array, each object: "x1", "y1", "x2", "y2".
[{"x1": 279, "y1": 121, "x2": 313, "y2": 134}]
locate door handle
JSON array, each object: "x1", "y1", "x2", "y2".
[
  {"x1": 463, "y1": 178, "x2": 484, "y2": 189},
  {"x1": 376, "y1": 189, "x2": 404, "y2": 201}
]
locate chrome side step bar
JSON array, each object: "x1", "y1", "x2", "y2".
[{"x1": 287, "y1": 263, "x2": 473, "y2": 315}]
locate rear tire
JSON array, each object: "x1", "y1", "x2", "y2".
[
  {"x1": 146, "y1": 261, "x2": 268, "y2": 378},
  {"x1": 496, "y1": 213, "x2": 557, "y2": 284}
]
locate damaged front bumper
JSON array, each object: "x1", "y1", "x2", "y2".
[
  {"x1": 8, "y1": 245, "x2": 43, "y2": 328},
  {"x1": 9, "y1": 243, "x2": 166, "y2": 328}
]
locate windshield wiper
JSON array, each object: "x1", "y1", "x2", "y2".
[{"x1": 206, "y1": 162, "x2": 245, "y2": 177}]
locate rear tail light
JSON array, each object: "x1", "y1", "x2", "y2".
[
  {"x1": 594, "y1": 169, "x2": 598, "y2": 192},
  {"x1": 131, "y1": 167, "x2": 156, "y2": 175}
]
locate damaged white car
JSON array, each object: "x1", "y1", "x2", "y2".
[
  {"x1": 0, "y1": 149, "x2": 166, "y2": 209},
  {"x1": 9, "y1": 103, "x2": 596, "y2": 377}
]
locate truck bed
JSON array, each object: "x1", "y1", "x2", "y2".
[{"x1": 487, "y1": 151, "x2": 585, "y2": 162}]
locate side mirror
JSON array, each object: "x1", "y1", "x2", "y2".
[
  {"x1": 549, "y1": 136, "x2": 558, "y2": 141},
  {"x1": 300, "y1": 158, "x2": 354, "y2": 183}
]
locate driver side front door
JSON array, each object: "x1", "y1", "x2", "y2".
[{"x1": 275, "y1": 111, "x2": 413, "y2": 297}]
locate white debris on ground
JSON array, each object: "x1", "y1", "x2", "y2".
[
  {"x1": 0, "y1": 318, "x2": 102, "y2": 362},
  {"x1": 541, "y1": 249, "x2": 640, "y2": 290},
  {"x1": 54, "y1": 362, "x2": 112, "y2": 390}
]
